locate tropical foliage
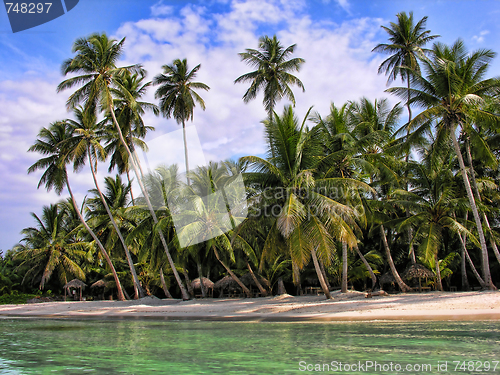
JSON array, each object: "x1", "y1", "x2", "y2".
[{"x1": 4, "y1": 17, "x2": 500, "y2": 302}]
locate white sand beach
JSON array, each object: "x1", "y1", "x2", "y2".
[{"x1": 0, "y1": 291, "x2": 499, "y2": 322}]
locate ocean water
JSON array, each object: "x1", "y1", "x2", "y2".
[{"x1": 0, "y1": 319, "x2": 498, "y2": 374}]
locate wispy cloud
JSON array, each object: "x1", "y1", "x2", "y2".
[{"x1": 472, "y1": 30, "x2": 489, "y2": 43}]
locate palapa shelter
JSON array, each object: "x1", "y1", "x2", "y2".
[
  {"x1": 401, "y1": 264, "x2": 435, "y2": 292},
  {"x1": 213, "y1": 275, "x2": 241, "y2": 297},
  {"x1": 191, "y1": 277, "x2": 214, "y2": 297},
  {"x1": 64, "y1": 279, "x2": 87, "y2": 301}
]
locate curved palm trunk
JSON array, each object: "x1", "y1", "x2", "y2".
[
  {"x1": 126, "y1": 169, "x2": 135, "y2": 206},
  {"x1": 182, "y1": 119, "x2": 191, "y2": 185},
  {"x1": 160, "y1": 268, "x2": 173, "y2": 298},
  {"x1": 88, "y1": 152, "x2": 145, "y2": 299},
  {"x1": 246, "y1": 261, "x2": 267, "y2": 296},
  {"x1": 451, "y1": 130, "x2": 495, "y2": 289},
  {"x1": 183, "y1": 268, "x2": 194, "y2": 297},
  {"x1": 459, "y1": 233, "x2": 470, "y2": 291},
  {"x1": 380, "y1": 225, "x2": 411, "y2": 292},
  {"x1": 458, "y1": 231, "x2": 486, "y2": 288},
  {"x1": 109, "y1": 105, "x2": 190, "y2": 300},
  {"x1": 405, "y1": 75, "x2": 417, "y2": 265},
  {"x1": 355, "y1": 245, "x2": 377, "y2": 290},
  {"x1": 465, "y1": 140, "x2": 500, "y2": 266},
  {"x1": 318, "y1": 258, "x2": 331, "y2": 291},
  {"x1": 435, "y1": 253, "x2": 443, "y2": 291},
  {"x1": 197, "y1": 262, "x2": 207, "y2": 298},
  {"x1": 341, "y1": 241, "x2": 348, "y2": 293},
  {"x1": 311, "y1": 247, "x2": 333, "y2": 299},
  {"x1": 212, "y1": 245, "x2": 251, "y2": 297},
  {"x1": 66, "y1": 178, "x2": 126, "y2": 301}
]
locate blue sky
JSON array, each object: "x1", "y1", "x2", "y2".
[{"x1": 1, "y1": 0, "x2": 499, "y2": 252}]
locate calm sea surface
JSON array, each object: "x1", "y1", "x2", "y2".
[{"x1": 0, "y1": 319, "x2": 498, "y2": 374}]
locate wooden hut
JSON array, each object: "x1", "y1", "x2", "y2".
[{"x1": 64, "y1": 279, "x2": 87, "y2": 301}]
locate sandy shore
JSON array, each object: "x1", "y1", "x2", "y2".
[{"x1": 0, "y1": 291, "x2": 499, "y2": 322}]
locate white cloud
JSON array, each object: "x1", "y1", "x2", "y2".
[
  {"x1": 150, "y1": 1, "x2": 174, "y2": 17},
  {"x1": 472, "y1": 30, "x2": 489, "y2": 43}
]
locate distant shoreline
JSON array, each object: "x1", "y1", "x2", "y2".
[{"x1": 0, "y1": 291, "x2": 498, "y2": 322}]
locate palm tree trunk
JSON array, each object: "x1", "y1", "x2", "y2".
[
  {"x1": 458, "y1": 231, "x2": 486, "y2": 288},
  {"x1": 405, "y1": 74, "x2": 416, "y2": 265},
  {"x1": 318, "y1": 258, "x2": 331, "y2": 291},
  {"x1": 341, "y1": 241, "x2": 348, "y2": 293},
  {"x1": 197, "y1": 262, "x2": 207, "y2": 298},
  {"x1": 182, "y1": 119, "x2": 190, "y2": 185},
  {"x1": 88, "y1": 152, "x2": 145, "y2": 299},
  {"x1": 212, "y1": 245, "x2": 251, "y2": 297},
  {"x1": 465, "y1": 139, "x2": 500, "y2": 266},
  {"x1": 246, "y1": 261, "x2": 267, "y2": 296},
  {"x1": 380, "y1": 225, "x2": 411, "y2": 292},
  {"x1": 311, "y1": 247, "x2": 333, "y2": 299},
  {"x1": 435, "y1": 253, "x2": 443, "y2": 291},
  {"x1": 126, "y1": 169, "x2": 135, "y2": 206},
  {"x1": 459, "y1": 231, "x2": 470, "y2": 291},
  {"x1": 160, "y1": 268, "x2": 173, "y2": 298},
  {"x1": 450, "y1": 130, "x2": 495, "y2": 289},
  {"x1": 183, "y1": 268, "x2": 194, "y2": 297},
  {"x1": 109, "y1": 105, "x2": 190, "y2": 300},
  {"x1": 66, "y1": 178, "x2": 126, "y2": 301},
  {"x1": 355, "y1": 245, "x2": 377, "y2": 290}
]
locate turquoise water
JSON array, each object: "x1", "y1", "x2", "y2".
[{"x1": 0, "y1": 319, "x2": 498, "y2": 374}]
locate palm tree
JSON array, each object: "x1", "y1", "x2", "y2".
[
  {"x1": 57, "y1": 33, "x2": 190, "y2": 299},
  {"x1": 153, "y1": 58, "x2": 210, "y2": 184},
  {"x1": 65, "y1": 107, "x2": 145, "y2": 299},
  {"x1": 106, "y1": 71, "x2": 158, "y2": 203},
  {"x1": 14, "y1": 204, "x2": 86, "y2": 290},
  {"x1": 235, "y1": 35, "x2": 305, "y2": 119},
  {"x1": 241, "y1": 106, "x2": 372, "y2": 298},
  {"x1": 373, "y1": 11, "x2": 438, "y2": 123},
  {"x1": 387, "y1": 39, "x2": 500, "y2": 289},
  {"x1": 373, "y1": 12, "x2": 438, "y2": 264},
  {"x1": 27, "y1": 121, "x2": 126, "y2": 300}
]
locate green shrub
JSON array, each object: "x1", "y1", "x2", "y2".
[{"x1": 0, "y1": 292, "x2": 37, "y2": 305}]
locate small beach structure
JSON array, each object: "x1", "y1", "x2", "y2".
[
  {"x1": 191, "y1": 277, "x2": 214, "y2": 297},
  {"x1": 214, "y1": 275, "x2": 241, "y2": 297},
  {"x1": 239, "y1": 273, "x2": 270, "y2": 296},
  {"x1": 401, "y1": 263, "x2": 435, "y2": 292},
  {"x1": 64, "y1": 279, "x2": 87, "y2": 301}
]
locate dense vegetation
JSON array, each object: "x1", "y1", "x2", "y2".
[{"x1": 2, "y1": 12, "x2": 500, "y2": 301}]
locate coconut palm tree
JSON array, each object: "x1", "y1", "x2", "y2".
[
  {"x1": 387, "y1": 39, "x2": 500, "y2": 289},
  {"x1": 27, "y1": 121, "x2": 126, "y2": 300},
  {"x1": 235, "y1": 35, "x2": 305, "y2": 119},
  {"x1": 106, "y1": 71, "x2": 158, "y2": 203},
  {"x1": 373, "y1": 13, "x2": 438, "y2": 265},
  {"x1": 14, "y1": 204, "x2": 86, "y2": 290},
  {"x1": 64, "y1": 107, "x2": 145, "y2": 299},
  {"x1": 153, "y1": 58, "x2": 210, "y2": 184},
  {"x1": 241, "y1": 106, "x2": 372, "y2": 298},
  {"x1": 57, "y1": 33, "x2": 190, "y2": 299}
]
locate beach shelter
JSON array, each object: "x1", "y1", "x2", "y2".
[
  {"x1": 214, "y1": 275, "x2": 240, "y2": 297},
  {"x1": 191, "y1": 277, "x2": 215, "y2": 297},
  {"x1": 64, "y1": 279, "x2": 87, "y2": 301},
  {"x1": 401, "y1": 264, "x2": 435, "y2": 292}
]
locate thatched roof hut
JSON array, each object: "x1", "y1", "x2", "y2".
[
  {"x1": 379, "y1": 272, "x2": 395, "y2": 285},
  {"x1": 240, "y1": 273, "x2": 270, "y2": 288},
  {"x1": 90, "y1": 279, "x2": 106, "y2": 289},
  {"x1": 63, "y1": 279, "x2": 87, "y2": 301},
  {"x1": 64, "y1": 279, "x2": 87, "y2": 290},
  {"x1": 213, "y1": 275, "x2": 240, "y2": 290},
  {"x1": 191, "y1": 277, "x2": 214, "y2": 290},
  {"x1": 402, "y1": 264, "x2": 435, "y2": 280}
]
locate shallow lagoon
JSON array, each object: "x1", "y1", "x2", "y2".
[{"x1": 0, "y1": 319, "x2": 498, "y2": 374}]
